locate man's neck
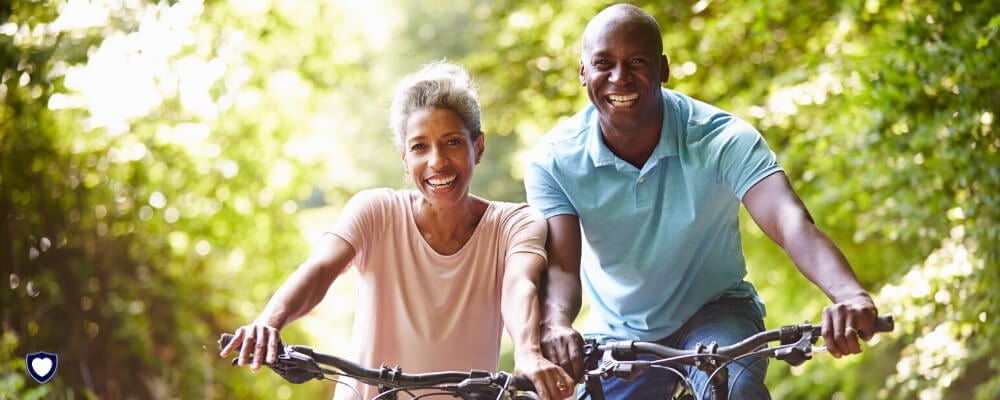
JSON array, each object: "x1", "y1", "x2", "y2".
[{"x1": 600, "y1": 119, "x2": 663, "y2": 169}]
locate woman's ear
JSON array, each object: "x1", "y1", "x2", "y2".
[{"x1": 474, "y1": 132, "x2": 485, "y2": 164}]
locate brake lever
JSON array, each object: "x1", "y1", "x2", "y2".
[
  {"x1": 267, "y1": 345, "x2": 324, "y2": 384},
  {"x1": 774, "y1": 328, "x2": 817, "y2": 367},
  {"x1": 225, "y1": 341, "x2": 323, "y2": 384}
]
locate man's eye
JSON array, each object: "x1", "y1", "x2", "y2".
[
  {"x1": 410, "y1": 143, "x2": 425, "y2": 151},
  {"x1": 447, "y1": 139, "x2": 462, "y2": 146}
]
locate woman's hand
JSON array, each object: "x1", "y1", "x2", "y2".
[
  {"x1": 219, "y1": 323, "x2": 281, "y2": 372},
  {"x1": 515, "y1": 349, "x2": 577, "y2": 400}
]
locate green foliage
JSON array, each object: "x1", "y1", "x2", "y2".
[
  {"x1": 458, "y1": 0, "x2": 999, "y2": 398},
  {"x1": 3, "y1": 0, "x2": 996, "y2": 399}
]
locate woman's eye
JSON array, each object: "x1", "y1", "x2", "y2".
[{"x1": 447, "y1": 139, "x2": 462, "y2": 146}]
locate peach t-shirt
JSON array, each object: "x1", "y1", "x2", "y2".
[{"x1": 327, "y1": 188, "x2": 546, "y2": 400}]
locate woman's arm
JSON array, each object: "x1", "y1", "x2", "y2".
[
  {"x1": 220, "y1": 233, "x2": 356, "y2": 370},
  {"x1": 743, "y1": 171, "x2": 879, "y2": 357},
  {"x1": 502, "y1": 251, "x2": 575, "y2": 400},
  {"x1": 538, "y1": 214, "x2": 585, "y2": 380}
]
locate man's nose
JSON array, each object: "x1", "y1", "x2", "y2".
[{"x1": 610, "y1": 64, "x2": 629, "y2": 84}]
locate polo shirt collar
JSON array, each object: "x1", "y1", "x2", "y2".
[{"x1": 586, "y1": 89, "x2": 680, "y2": 169}]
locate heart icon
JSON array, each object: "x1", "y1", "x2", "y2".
[
  {"x1": 31, "y1": 357, "x2": 52, "y2": 376},
  {"x1": 25, "y1": 351, "x2": 58, "y2": 383}
]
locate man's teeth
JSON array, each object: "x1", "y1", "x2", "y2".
[
  {"x1": 608, "y1": 94, "x2": 638, "y2": 105},
  {"x1": 427, "y1": 176, "x2": 456, "y2": 187}
]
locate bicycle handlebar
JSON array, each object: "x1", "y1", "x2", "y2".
[
  {"x1": 218, "y1": 333, "x2": 537, "y2": 399},
  {"x1": 220, "y1": 315, "x2": 893, "y2": 400},
  {"x1": 581, "y1": 315, "x2": 895, "y2": 400},
  {"x1": 599, "y1": 314, "x2": 894, "y2": 363}
]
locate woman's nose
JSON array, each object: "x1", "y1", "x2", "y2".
[{"x1": 428, "y1": 147, "x2": 447, "y2": 169}]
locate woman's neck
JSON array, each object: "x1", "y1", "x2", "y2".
[{"x1": 412, "y1": 194, "x2": 488, "y2": 255}]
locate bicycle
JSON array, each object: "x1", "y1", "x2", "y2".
[
  {"x1": 218, "y1": 333, "x2": 540, "y2": 400},
  {"x1": 577, "y1": 314, "x2": 895, "y2": 400},
  {"x1": 220, "y1": 314, "x2": 893, "y2": 400}
]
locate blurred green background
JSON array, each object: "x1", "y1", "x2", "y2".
[{"x1": 2, "y1": 0, "x2": 998, "y2": 399}]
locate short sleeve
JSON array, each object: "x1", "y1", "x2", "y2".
[
  {"x1": 502, "y1": 204, "x2": 548, "y2": 263},
  {"x1": 715, "y1": 119, "x2": 783, "y2": 199},
  {"x1": 326, "y1": 188, "x2": 391, "y2": 270},
  {"x1": 523, "y1": 147, "x2": 577, "y2": 219}
]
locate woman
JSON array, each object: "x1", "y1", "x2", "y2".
[{"x1": 220, "y1": 61, "x2": 574, "y2": 400}]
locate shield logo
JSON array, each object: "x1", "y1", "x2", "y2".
[{"x1": 25, "y1": 352, "x2": 58, "y2": 384}]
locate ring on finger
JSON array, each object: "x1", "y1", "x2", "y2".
[
  {"x1": 845, "y1": 327, "x2": 858, "y2": 336},
  {"x1": 557, "y1": 381, "x2": 568, "y2": 392}
]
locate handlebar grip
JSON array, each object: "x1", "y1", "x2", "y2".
[
  {"x1": 219, "y1": 333, "x2": 235, "y2": 350},
  {"x1": 873, "y1": 315, "x2": 894, "y2": 333},
  {"x1": 511, "y1": 375, "x2": 536, "y2": 392}
]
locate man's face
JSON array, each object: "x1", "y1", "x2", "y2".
[{"x1": 580, "y1": 18, "x2": 668, "y2": 133}]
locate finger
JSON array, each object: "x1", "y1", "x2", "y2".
[
  {"x1": 857, "y1": 324, "x2": 874, "y2": 342},
  {"x1": 557, "y1": 342, "x2": 576, "y2": 375},
  {"x1": 552, "y1": 379, "x2": 567, "y2": 400},
  {"x1": 555, "y1": 367, "x2": 575, "y2": 399},
  {"x1": 856, "y1": 310, "x2": 878, "y2": 341},
  {"x1": 523, "y1": 369, "x2": 551, "y2": 400},
  {"x1": 540, "y1": 369, "x2": 572, "y2": 400},
  {"x1": 266, "y1": 327, "x2": 279, "y2": 364},
  {"x1": 540, "y1": 340, "x2": 558, "y2": 363},
  {"x1": 566, "y1": 335, "x2": 584, "y2": 380},
  {"x1": 238, "y1": 327, "x2": 255, "y2": 367},
  {"x1": 822, "y1": 308, "x2": 845, "y2": 358},
  {"x1": 251, "y1": 325, "x2": 267, "y2": 371},
  {"x1": 540, "y1": 377, "x2": 555, "y2": 400},
  {"x1": 220, "y1": 328, "x2": 245, "y2": 357},
  {"x1": 844, "y1": 326, "x2": 862, "y2": 355}
]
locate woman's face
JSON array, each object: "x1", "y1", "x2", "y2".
[{"x1": 401, "y1": 108, "x2": 483, "y2": 206}]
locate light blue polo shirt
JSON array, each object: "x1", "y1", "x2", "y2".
[{"x1": 524, "y1": 88, "x2": 782, "y2": 340}]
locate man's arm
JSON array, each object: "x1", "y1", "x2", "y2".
[
  {"x1": 219, "y1": 233, "x2": 355, "y2": 370},
  {"x1": 502, "y1": 251, "x2": 575, "y2": 399},
  {"x1": 539, "y1": 214, "x2": 585, "y2": 379},
  {"x1": 742, "y1": 171, "x2": 879, "y2": 357}
]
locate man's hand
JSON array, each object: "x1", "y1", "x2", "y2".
[
  {"x1": 219, "y1": 323, "x2": 281, "y2": 372},
  {"x1": 821, "y1": 293, "x2": 878, "y2": 358},
  {"x1": 540, "y1": 322, "x2": 585, "y2": 382}
]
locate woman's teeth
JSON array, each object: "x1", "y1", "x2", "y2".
[{"x1": 427, "y1": 176, "x2": 456, "y2": 187}]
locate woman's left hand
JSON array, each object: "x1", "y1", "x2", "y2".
[{"x1": 515, "y1": 350, "x2": 577, "y2": 400}]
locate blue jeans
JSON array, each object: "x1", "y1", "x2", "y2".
[{"x1": 584, "y1": 296, "x2": 771, "y2": 400}]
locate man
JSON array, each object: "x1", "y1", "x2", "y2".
[{"x1": 523, "y1": 4, "x2": 880, "y2": 399}]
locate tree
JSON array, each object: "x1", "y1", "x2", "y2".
[
  {"x1": 456, "y1": 1, "x2": 999, "y2": 398},
  {"x1": 3, "y1": 0, "x2": 996, "y2": 398}
]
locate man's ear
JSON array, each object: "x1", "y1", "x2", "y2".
[
  {"x1": 660, "y1": 54, "x2": 670, "y2": 84},
  {"x1": 474, "y1": 132, "x2": 485, "y2": 164},
  {"x1": 579, "y1": 60, "x2": 587, "y2": 86}
]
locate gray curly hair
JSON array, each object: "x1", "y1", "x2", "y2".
[{"x1": 389, "y1": 61, "x2": 482, "y2": 149}]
